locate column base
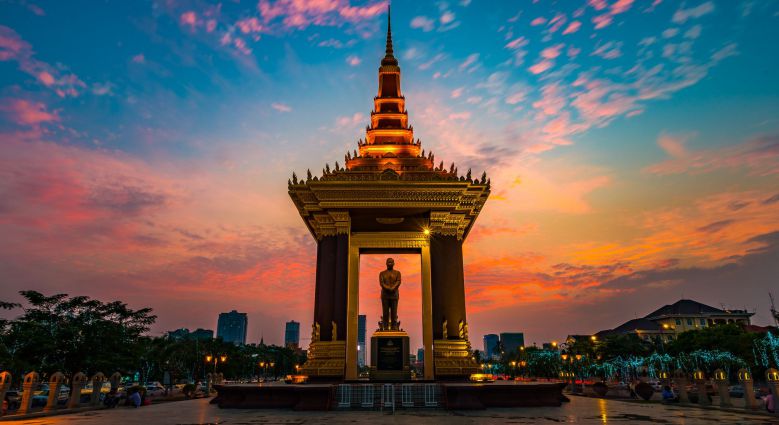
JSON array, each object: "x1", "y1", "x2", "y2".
[
  {"x1": 434, "y1": 339, "x2": 479, "y2": 379},
  {"x1": 302, "y1": 341, "x2": 345, "y2": 379}
]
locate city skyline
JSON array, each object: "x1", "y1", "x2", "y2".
[{"x1": 1, "y1": 1, "x2": 778, "y2": 346}]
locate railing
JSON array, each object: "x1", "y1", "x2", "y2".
[
  {"x1": 0, "y1": 369, "x2": 226, "y2": 417},
  {"x1": 334, "y1": 383, "x2": 440, "y2": 410},
  {"x1": 0, "y1": 370, "x2": 123, "y2": 417}
]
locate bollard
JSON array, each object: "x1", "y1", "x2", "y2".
[
  {"x1": 44, "y1": 372, "x2": 65, "y2": 412},
  {"x1": 738, "y1": 369, "x2": 758, "y2": 410},
  {"x1": 673, "y1": 369, "x2": 689, "y2": 403},
  {"x1": 90, "y1": 373, "x2": 106, "y2": 406},
  {"x1": 0, "y1": 371, "x2": 11, "y2": 417},
  {"x1": 712, "y1": 369, "x2": 731, "y2": 407},
  {"x1": 693, "y1": 370, "x2": 710, "y2": 406},
  {"x1": 67, "y1": 372, "x2": 88, "y2": 408},
  {"x1": 109, "y1": 372, "x2": 122, "y2": 393},
  {"x1": 17, "y1": 371, "x2": 40, "y2": 415}
]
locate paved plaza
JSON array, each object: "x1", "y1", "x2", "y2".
[{"x1": 3, "y1": 396, "x2": 778, "y2": 424}]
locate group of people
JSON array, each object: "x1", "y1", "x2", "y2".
[{"x1": 103, "y1": 388, "x2": 150, "y2": 408}]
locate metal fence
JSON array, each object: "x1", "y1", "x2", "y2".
[{"x1": 335, "y1": 383, "x2": 441, "y2": 410}]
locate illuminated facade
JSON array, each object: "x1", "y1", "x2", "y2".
[{"x1": 288, "y1": 7, "x2": 489, "y2": 381}]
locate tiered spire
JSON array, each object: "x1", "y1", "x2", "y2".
[
  {"x1": 382, "y1": 5, "x2": 397, "y2": 67},
  {"x1": 344, "y1": 5, "x2": 434, "y2": 174}
]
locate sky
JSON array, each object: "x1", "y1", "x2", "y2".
[{"x1": 1, "y1": 0, "x2": 778, "y2": 352}]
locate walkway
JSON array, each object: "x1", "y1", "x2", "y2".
[{"x1": 2, "y1": 396, "x2": 776, "y2": 424}]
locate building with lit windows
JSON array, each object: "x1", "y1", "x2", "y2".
[
  {"x1": 596, "y1": 299, "x2": 753, "y2": 342},
  {"x1": 217, "y1": 310, "x2": 248, "y2": 345}
]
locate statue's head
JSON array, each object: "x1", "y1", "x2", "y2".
[{"x1": 386, "y1": 258, "x2": 395, "y2": 269}]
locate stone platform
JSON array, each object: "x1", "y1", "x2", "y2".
[
  {"x1": 442, "y1": 382, "x2": 567, "y2": 409},
  {"x1": 213, "y1": 384, "x2": 332, "y2": 410},
  {"x1": 214, "y1": 381, "x2": 565, "y2": 410}
]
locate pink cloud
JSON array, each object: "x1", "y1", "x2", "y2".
[
  {"x1": 547, "y1": 13, "x2": 567, "y2": 33},
  {"x1": 541, "y1": 44, "x2": 564, "y2": 59},
  {"x1": 505, "y1": 36, "x2": 528, "y2": 50},
  {"x1": 588, "y1": 0, "x2": 607, "y2": 11},
  {"x1": 236, "y1": 17, "x2": 263, "y2": 34},
  {"x1": 410, "y1": 16, "x2": 434, "y2": 31},
  {"x1": 180, "y1": 11, "x2": 197, "y2": 28},
  {"x1": 645, "y1": 134, "x2": 779, "y2": 177},
  {"x1": 610, "y1": 0, "x2": 634, "y2": 15},
  {"x1": 0, "y1": 26, "x2": 85, "y2": 97},
  {"x1": 346, "y1": 55, "x2": 361, "y2": 66},
  {"x1": 592, "y1": 14, "x2": 612, "y2": 29},
  {"x1": 258, "y1": 0, "x2": 386, "y2": 29},
  {"x1": 656, "y1": 133, "x2": 690, "y2": 159},
  {"x1": 591, "y1": 41, "x2": 622, "y2": 59},
  {"x1": 562, "y1": 21, "x2": 581, "y2": 35},
  {"x1": 528, "y1": 60, "x2": 553, "y2": 74},
  {"x1": 672, "y1": 1, "x2": 714, "y2": 24},
  {"x1": 37, "y1": 71, "x2": 55, "y2": 86},
  {"x1": 530, "y1": 17, "x2": 547, "y2": 26},
  {"x1": 131, "y1": 53, "x2": 145, "y2": 64},
  {"x1": 271, "y1": 102, "x2": 292, "y2": 112},
  {"x1": 0, "y1": 98, "x2": 59, "y2": 126}
]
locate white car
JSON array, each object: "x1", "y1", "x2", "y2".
[{"x1": 144, "y1": 383, "x2": 166, "y2": 397}]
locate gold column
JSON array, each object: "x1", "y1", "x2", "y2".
[
  {"x1": 345, "y1": 241, "x2": 360, "y2": 380},
  {"x1": 421, "y1": 244, "x2": 434, "y2": 380}
]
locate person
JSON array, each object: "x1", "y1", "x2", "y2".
[
  {"x1": 661, "y1": 385, "x2": 677, "y2": 403},
  {"x1": 764, "y1": 387, "x2": 775, "y2": 413},
  {"x1": 128, "y1": 389, "x2": 141, "y2": 408},
  {"x1": 103, "y1": 388, "x2": 120, "y2": 408}
]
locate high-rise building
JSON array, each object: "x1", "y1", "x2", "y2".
[
  {"x1": 216, "y1": 310, "x2": 248, "y2": 345},
  {"x1": 483, "y1": 334, "x2": 499, "y2": 359},
  {"x1": 285, "y1": 320, "x2": 300, "y2": 348},
  {"x1": 358, "y1": 314, "x2": 367, "y2": 367},
  {"x1": 417, "y1": 348, "x2": 425, "y2": 365},
  {"x1": 500, "y1": 332, "x2": 525, "y2": 355}
]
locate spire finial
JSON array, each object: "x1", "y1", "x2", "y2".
[{"x1": 382, "y1": 3, "x2": 398, "y2": 66}]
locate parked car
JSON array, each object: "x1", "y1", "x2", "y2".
[
  {"x1": 729, "y1": 385, "x2": 745, "y2": 398},
  {"x1": 31, "y1": 388, "x2": 69, "y2": 408},
  {"x1": 144, "y1": 382, "x2": 166, "y2": 397},
  {"x1": 3, "y1": 390, "x2": 21, "y2": 412}
]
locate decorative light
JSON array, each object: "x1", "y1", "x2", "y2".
[
  {"x1": 205, "y1": 355, "x2": 213, "y2": 363},
  {"x1": 423, "y1": 228, "x2": 430, "y2": 236}
]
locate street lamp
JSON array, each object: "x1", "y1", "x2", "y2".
[{"x1": 205, "y1": 354, "x2": 226, "y2": 373}]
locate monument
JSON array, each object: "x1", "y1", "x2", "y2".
[
  {"x1": 214, "y1": 7, "x2": 566, "y2": 408},
  {"x1": 370, "y1": 258, "x2": 411, "y2": 380},
  {"x1": 288, "y1": 5, "x2": 488, "y2": 381}
]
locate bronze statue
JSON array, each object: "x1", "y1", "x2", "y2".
[{"x1": 379, "y1": 257, "x2": 401, "y2": 330}]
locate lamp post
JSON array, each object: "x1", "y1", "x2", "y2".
[
  {"x1": 259, "y1": 361, "x2": 276, "y2": 381},
  {"x1": 205, "y1": 354, "x2": 227, "y2": 374}
]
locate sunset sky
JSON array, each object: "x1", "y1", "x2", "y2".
[{"x1": 1, "y1": 0, "x2": 778, "y2": 351}]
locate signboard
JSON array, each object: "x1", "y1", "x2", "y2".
[{"x1": 377, "y1": 337, "x2": 403, "y2": 371}]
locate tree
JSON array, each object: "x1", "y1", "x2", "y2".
[
  {"x1": 667, "y1": 324, "x2": 762, "y2": 366},
  {"x1": 596, "y1": 334, "x2": 653, "y2": 360},
  {"x1": 0, "y1": 291, "x2": 156, "y2": 378}
]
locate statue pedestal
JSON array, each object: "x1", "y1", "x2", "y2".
[{"x1": 370, "y1": 330, "x2": 411, "y2": 381}]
